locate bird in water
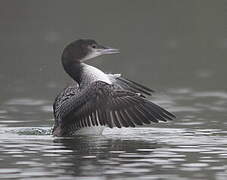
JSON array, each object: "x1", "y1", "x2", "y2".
[{"x1": 52, "y1": 39, "x2": 175, "y2": 136}]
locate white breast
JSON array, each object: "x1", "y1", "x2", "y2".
[{"x1": 82, "y1": 63, "x2": 112, "y2": 84}]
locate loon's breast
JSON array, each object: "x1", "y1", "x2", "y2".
[
  {"x1": 81, "y1": 63, "x2": 112, "y2": 85},
  {"x1": 71, "y1": 64, "x2": 112, "y2": 135}
]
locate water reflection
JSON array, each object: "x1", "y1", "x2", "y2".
[
  {"x1": 1, "y1": 126, "x2": 227, "y2": 179},
  {"x1": 53, "y1": 137, "x2": 160, "y2": 177},
  {"x1": 0, "y1": 97, "x2": 52, "y2": 127},
  {"x1": 1, "y1": 66, "x2": 227, "y2": 179}
]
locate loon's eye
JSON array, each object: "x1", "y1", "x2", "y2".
[{"x1": 91, "y1": 44, "x2": 97, "y2": 49}]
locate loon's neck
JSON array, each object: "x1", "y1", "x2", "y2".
[
  {"x1": 63, "y1": 59, "x2": 112, "y2": 87},
  {"x1": 63, "y1": 61, "x2": 83, "y2": 84},
  {"x1": 80, "y1": 63, "x2": 112, "y2": 86}
]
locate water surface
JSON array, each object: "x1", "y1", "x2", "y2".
[{"x1": 1, "y1": 88, "x2": 227, "y2": 180}]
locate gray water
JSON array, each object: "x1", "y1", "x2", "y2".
[{"x1": 0, "y1": 1, "x2": 227, "y2": 180}]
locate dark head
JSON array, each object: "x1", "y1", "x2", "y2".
[{"x1": 61, "y1": 39, "x2": 119, "y2": 82}]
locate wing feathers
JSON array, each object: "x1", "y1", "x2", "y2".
[
  {"x1": 121, "y1": 110, "x2": 136, "y2": 127},
  {"x1": 59, "y1": 81, "x2": 175, "y2": 134},
  {"x1": 121, "y1": 77, "x2": 155, "y2": 92},
  {"x1": 116, "y1": 111, "x2": 130, "y2": 127},
  {"x1": 116, "y1": 76, "x2": 155, "y2": 96},
  {"x1": 127, "y1": 108, "x2": 143, "y2": 125}
]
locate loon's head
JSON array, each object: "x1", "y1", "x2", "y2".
[
  {"x1": 62, "y1": 39, "x2": 119, "y2": 64},
  {"x1": 61, "y1": 39, "x2": 119, "y2": 83}
]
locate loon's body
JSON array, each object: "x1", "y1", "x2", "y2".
[{"x1": 52, "y1": 39, "x2": 175, "y2": 136}]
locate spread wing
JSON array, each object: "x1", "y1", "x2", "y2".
[
  {"x1": 108, "y1": 74, "x2": 154, "y2": 97},
  {"x1": 55, "y1": 81, "x2": 175, "y2": 136}
]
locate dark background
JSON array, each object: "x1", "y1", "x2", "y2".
[{"x1": 0, "y1": 0, "x2": 226, "y2": 101}]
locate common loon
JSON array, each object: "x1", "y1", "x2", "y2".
[{"x1": 52, "y1": 39, "x2": 175, "y2": 136}]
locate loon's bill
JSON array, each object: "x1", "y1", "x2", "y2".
[{"x1": 52, "y1": 39, "x2": 175, "y2": 136}]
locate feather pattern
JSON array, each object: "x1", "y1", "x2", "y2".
[
  {"x1": 53, "y1": 80, "x2": 175, "y2": 136},
  {"x1": 108, "y1": 74, "x2": 154, "y2": 97}
]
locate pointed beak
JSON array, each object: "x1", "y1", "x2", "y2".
[{"x1": 99, "y1": 46, "x2": 120, "y2": 55}]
